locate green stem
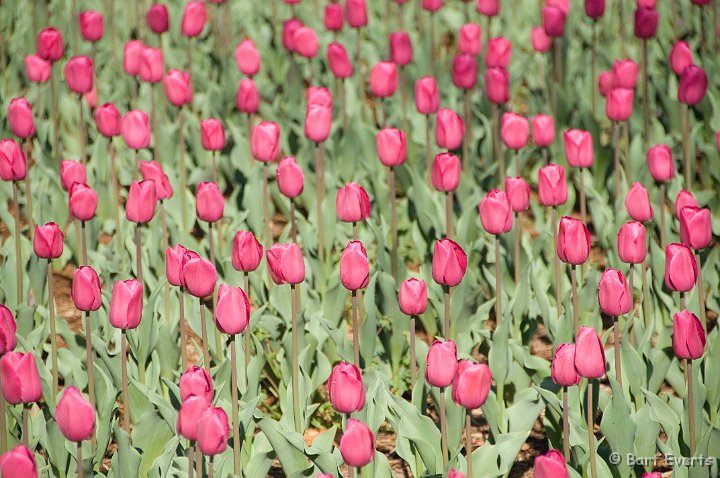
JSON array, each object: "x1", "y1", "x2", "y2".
[
  {"x1": 687, "y1": 359, "x2": 696, "y2": 456},
  {"x1": 614, "y1": 316, "x2": 622, "y2": 385},
  {"x1": 291, "y1": 284, "x2": 301, "y2": 434},
  {"x1": 230, "y1": 335, "x2": 241, "y2": 476},
  {"x1": 85, "y1": 311, "x2": 96, "y2": 412},
  {"x1": 571, "y1": 266, "x2": 579, "y2": 335},
  {"x1": 48, "y1": 262, "x2": 58, "y2": 400},
  {"x1": 200, "y1": 299, "x2": 210, "y2": 368},
  {"x1": 439, "y1": 387, "x2": 448, "y2": 468},
  {"x1": 587, "y1": 380, "x2": 597, "y2": 478},
  {"x1": 13, "y1": 182, "x2": 23, "y2": 306},
  {"x1": 352, "y1": 290, "x2": 359, "y2": 366},
  {"x1": 121, "y1": 329, "x2": 130, "y2": 435},
  {"x1": 443, "y1": 285, "x2": 450, "y2": 339},
  {"x1": 495, "y1": 236, "x2": 502, "y2": 327},
  {"x1": 389, "y1": 166, "x2": 398, "y2": 279},
  {"x1": 562, "y1": 386, "x2": 570, "y2": 461}
]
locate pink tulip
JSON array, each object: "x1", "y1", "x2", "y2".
[
  {"x1": 617, "y1": 221, "x2": 647, "y2": 265},
  {"x1": 163, "y1": 69, "x2": 193, "y2": 107},
  {"x1": 415, "y1": 76, "x2": 440, "y2": 114},
  {"x1": 551, "y1": 343, "x2": 580, "y2": 386},
  {"x1": 180, "y1": 365, "x2": 214, "y2": 403},
  {"x1": 431, "y1": 153, "x2": 461, "y2": 192},
  {"x1": 459, "y1": 23, "x2": 482, "y2": 55},
  {"x1": 336, "y1": 183, "x2": 371, "y2": 222},
  {"x1": 324, "y1": 4, "x2": 344, "y2": 31},
  {"x1": 505, "y1": 176, "x2": 530, "y2": 212},
  {"x1": 646, "y1": 144, "x2": 674, "y2": 182},
  {"x1": 612, "y1": 59, "x2": 639, "y2": 89},
  {"x1": 266, "y1": 243, "x2": 305, "y2": 285},
  {"x1": 485, "y1": 37, "x2": 511, "y2": 68},
  {"x1": 598, "y1": 269, "x2": 632, "y2": 316},
  {"x1": 673, "y1": 310, "x2": 706, "y2": 360},
  {"x1": 305, "y1": 93, "x2": 332, "y2": 143},
  {"x1": 276, "y1": 156, "x2": 304, "y2": 199},
  {"x1": 346, "y1": 0, "x2": 369, "y2": 27},
  {"x1": 664, "y1": 243, "x2": 698, "y2": 292},
  {"x1": 235, "y1": 39, "x2": 260, "y2": 76},
  {"x1": 33, "y1": 222, "x2": 63, "y2": 259},
  {"x1": 147, "y1": 4, "x2": 170, "y2": 34},
  {"x1": 0, "y1": 352, "x2": 42, "y2": 404},
  {"x1": 573, "y1": 326, "x2": 606, "y2": 379},
  {"x1": 557, "y1": 217, "x2": 591, "y2": 265},
  {"x1": 181, "y1": 1, "x2": 207, "y2": 37},
  {"x1": 532, "y1": 114, "x2": 555, "y2": 147},
  {"x1": 232, "y1": 231, "x2": 263, "y2": 272},
  {"x1": 69, "y1": 183, "x2": 98, "y2": 222},
  {"x1": 236, "y1": 78, "x2": 259, "y2": 113},
  {"x1": 37, "y1": 27, "x2": 64, "y2": 63},
  {"x1": 634, "y1": 5, "x2": 658, "y2": 39},
  {"x1": 452, "y1": 54, "x2": 478, "y2": 90},
  {"x1": 675, "y1": 189, "x2": 698, "y2": 218},
  {"x1": 328, "y1": 362, "x2": 366, "y2": 413},
  {"x1": 24, "y1": 54, "x2": 51, "y2": 83},
  {"x1": 501, "y1": 112, "x2": 529, "y2": 150},
  {"x1": 71, "y1": 266, "x2": 102, "y2": 312},
  {"x1": 0, "y1": 445, "x2": 37, "y2": 478},
  {"x1": 140, "y1": 161, "x2": 173, "y2": 200},
  {"x1": 182, "y1": 256, "x2": 218, "y2": 298},
  {"x1": 197, "y1": 407, "x2": 229, "y2": 456},
  {"x1": 126, "y1": 180, "x2": 157, "y2": 223},
  {"x1": 94, "y1": 102, "x2": 122, "y2": 138},
  {"x1": 606, "y1": 88, "x2": 634, "y2": 122},
  {"x1": 250, "y1": 121, "x2": 281, "y2": 162},
  {"x1": 679, "y1": 207, "x2": 711, "y2": 250},
  {"x1": 327, "y1": 42, "x2": 353, "y2": 78},
  {"x1": 369, "y1": 62, "x2": 398, "y2": 98},
  {"x1": 166, "y1": 245, "x2": 192, "y2": 287},
  {"x1": 340, "y1": 241, "x2": 370, "y2": 291},
  {"x1": 422, "y1": 0, "x2": 443, "y2": 11},
  {"x1": 452, "y1": 360, "x2": 492, "y2": 409},
  {"x1": 122, "y1": 110, "x2": 151, "y2": 149},
  {"x1": 294, "y1": 26, "x2": 319, "y2": 58},
  {"x1": 64, "y1": 56, "x2": 94, "y2": 94},
  {"x1": 0, "y1": 140, "x2": 26, "y2": 182},
  {"x1": 398, "y1": 278, "x2": 428, "y2": 316},
  {"x1": 542, "y1": 5, "x2": 567, "y2": 37},
  {"x1": 537, "y1": 164, "x2": 567, "y2": 206},
  {"x1": 109, "y1": 279, "x2": 143, "y2": 329},
  {"x1": 563, "y1": 129, "x2": 594, "y2": 168},
  {"x1": 678, "y1": 65, "x2": 708, "y2": 106},
  {"x1": 0, "y1": 305, "x2": 17, "y2": 355},
  {"x1": 432, "y1": 239, "x2": 467, "y2": 287},
  {"x1": 376, "y1": 128, "x2": 407, "y2": 167},
  {"x1": 123, "y1": 40, "x2": 144, "y2": 76},
  {"x1": 598, "y1": 70, "x2": 613, "y2": 97},
  {"x1": 534, "y1": 449, "x2": 570, "y2": 478},
  {"x1": 425, "y1": 340, "x2": 458, "y2": 387},
  {"x1": 56, "y1": 386, "x2": 95, "y2": 441},
  {"x1": 200, "y1": 118, "x2": 225, "y2": 151},
  {"x1": 60, "y1": 160, "x2": 86, "y2": 192},
  {"x1": 476, "y1": 0, "x2": 499, "y2": 15},
  {"x1": 79, "y1": 11, "x2": 104, "y2": 42},
  {"x1": 340, "y1": 419, "x2": 375, "y2": 467},
  {"x1": 139, "y1": 47, "x2": 164, "y2": 84},
  {"x1": 389, "y1": 32, "x2": 413, "y2": 66},
  {"x1": 196, "y1": 182, "x2": 224, "y2": 223},
  {"x1": 670, "y1": 41, "x2": 693, "y2": 76},
  {"x1": 282, "y1": 19, "x2": 303, "y2": 52},
  {"x1": 531, "y1": 26, "x2": 552, "y2": 53},
  {"x1": 479, "y1": 189, "x2": 512, "y2": 235},
  {"x1": 485, "y1": 66, "x2": 510, "y2": 104},
  {"x1": 215, "y1": 284, "x2": 250, "y2": 335},
  {"x1": 585, "y1": 0, "x2": 605, "y2": 19},
  {"x1": 177, "y1": 394, "x2": 211, "y2": 441},
  {"x1": 435, "y1": 108, "x2": 464, "y2": 150},
  {"x1": 8, "y1": 98, "x2": 35, "y2": 138},
  {"x1": 624, "y1": 182, "x2": 653, "y2": 222}
]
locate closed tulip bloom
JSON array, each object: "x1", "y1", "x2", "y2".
[
  {"x1": 505, "y1": 177, "x2": 530, "y2": 212},
  {"x1": 327, "y1": 42, "x2": 353, "y2": 78},
  {"x1": 485, "y1": 66, "x2": 510, "y2": 104},
  {"x1": 551, "y1": 343, "x2": 580, "y2": 386},
  {"x1": 673, "y1": 310, "x2": 706, "y2": 360},
  {"x1": 678, "y1": 65, "x2": 708, "y2": 106},
  {"x1": 109, "y1": 280, "x2": 143, "y2": 329},
  {"x1": 234, "y1": 39, "x2": 260, "y2": 76},
  {"x1": 670, "y1": 41, "x2": 693, "y2": 76},
  {"x1": 534, "y1": 449, "x2": 570, "y2": 478},
  {"x1": 543, "y1": 5, "x2": 566, "y2": 37},
  {"x1": 425, "y1": 340, "x2": 458, "y2": 387},
  {"x1": 199, "y1": 119, "x2": 225, "y2": 151},
  {"x1": 532, "y1": 114, "x2": 555, "y2": 147},
  {"x1": 476, "y1": 0, "x2": 499, "y2": 15},
  {"x1": 328, "y1": 362, "x2": 366, "y2": 413},
  {"x1": 606, "y1": 88, "x2": 634, "y2": 122},
  {"x1": 215, "y1": 284, "x2": 250, "y2": 335},
  {"x1": 531, "y1": 26, "x2": 552, "y2": 52},
  {"x1": 140, "y1": 161, "x2": 173, "y2": 200},
  {"x1": 346, "y1": 0, "x2": 369, "y2": 27},
  {"x1": 675, "y1": 189, "x2": 698, "y2": 218},
  {"x1": 122, "y1": 110, "x2": 151, "y2": 149},
  {"x1": 25, "y1": 54, "x2": 51, "y2": 83},
  {"x1": 166, "y1": 245, "x2": 192, "y2": 287},
  {"x1": 83, "y1": 88, "x2": 97, "y2": 109},
  {"x1": 634, "y1": 6, "x2": 658, "y2": 39},
  {"x1": 163, "y1": 69, "x2": 193, "y2": 107},
  {"x1": 452, "y1": 54, "x2": 478, "y2": 90},
  {"x1": 138, "y1": 47, "x2": 163, "y2": 83},
  {"x1": 195, "y1": 182, "x2": 224, "y2": 223},
  {"x1": 641, "y1": 474, "x2": 662, "y2": 478},
  {"x1": 37, "y1": 27, "x2": 64, "y2": 62},
  {"x1": 64, "y1": 56, "x2": 93, "y2": 94},
  {"x1": 94, "y1": 102, "x2": 121, "y2": 138},
  {"x1": 432, "y1": 239, "x2": 467, "y2": 287},
  {"x1": 415, "y1": 76, "x2": 440, "y2": 114},
  {"x1": 563, "y1": 129, "x2": 594, "y2": 167},
  {"x1": 1, "y1": 352, "x2": 42, "y2": 404},
  {"x1": 557, "y1": 217, "x2": 591, "y2": 265},
  {"x1": 336, "y1": 183, "x2": 371, "y2": 222},
  {"x1": 617, "y1": 221, "x2": 647, "y2": 264},
  {"x1": 231, "y1": 231, "x2": 263, "y2": 272},
  {"x1": 485, "y1": 37, "x2": 511, "y2": 67},
  {"x1": 33, "y1": 222, "x2": 64, "y2": 259},
  {"x1": 177, "y1": 395, "x2": 211, "y2": 441},
  {"x1": 305, "y1": 104, "x2": 332, "y2": 143},
  {"x1": 276, "y1": 156, "x2": 304, "y2": 198},
  {"x1": 126, "y1": 180, "x2": 157, "y2": 223},
  {"x1": 324, "y1": 4, "x2": 344, "y2": 31},
  {"x1": 369, "y1": 62, "x2": 398, "y2": 97},
  {"x1": 598, "y1": 70, "x2": 613, "y2": 97},
  {"x1": 612, "y1": 59, "x2": 639, "y2": 89},
  {"x1": 479, "y1": 189, "x2": 513, "y2": 235},
  {"x1": 624, "y1": 182, "x2": 653, "y2": 222},
  {"x1": 308, "y1": 87, "x2": 331, "y2": 109},
  {"x1": 182, "y1": 256, "x2": 218, "y2": 298},
  {"x1": 181, "y1": 1, "x2": 207, "y2": 37},
  {"x1": 537, "y1": 164, "x2": 567, "y2": 206},
  {"x1": 147, "y1": 4, "x2": 169, "y2": 34},
  {"x1": 389, "y1": 32, "x2": 413, "y2": 66},
  {"x1": 340, "y1": 419, "x2": 375, "y2": 467},
  {"x1": 56, "y1": 386, "x2": 95, "y2": 441},
  {"x1": 294, "y1": 26, "x2": 319, "y2": 58},
  {"x1": 0, "y1": 305, "x2": 17, "y2": 354},
  {"x1": 376, "y1": 128, "x2": 407, "y2": 167},
  {"x1": 431, "y1": 153, "x2": 461, "y2": 192},
  {"x1": 585, "y1": 0, "x2": 605, "y2": 18},
  {"x1": 448, "y1": 471, "x2": 465, "y2": 478},
  {"x1": 398, "y1": 278, "x2": 428, "y2": 316},
  {"x1": 79, "y1": 11, "x2": 104, "y2": 42},
  {"x1": 282, "y1": 19, "x2": 303, "y2": 52},
  {"x1": 501, "y1": 113, "x2": 529, "y2": 150},
  {"x1": 236, "y1": 78, "x2": 259, "y2": 113},
  {"x1": 646, "y1": 144, "x2": 674, "y2": 182},
  {"x1": 435, "y1": 108, "x2": 465, "y2": 150},
  {"x1": 664, "y1": 243, "x2": 698, "y2": 292},
  {"x1": 197, "y1": 407, "x2": 230, "y2": 456},
  {"x1": 0, "y1": 445, "x2": 37, "y2": 478},
  {"x1": 180, "y1": 365, "x2": 214, "y2": 402},
  {"x1": 266, "y1": 243, "x2": 305, "y2": 285},
  {"x1": 68, "y1": 183, "x2": 98, "y2": 222},
  {"x1": 459, "y1": 23, "x2": 482, "y2": 55},
  {"x1": 8, "y1": 98, "x2": 35, "y2": 138},
  {"x1": 422, "y1": 0, "x2": 443, "y2": 11},
  {"x1": 598, "y1": 269, "x2": 632, "y2": 316},
  {"x1": 340, "y1": 241, "x2": 370, "y2": 290},
  {"x1": 123, "y1": 40, "x2": 144, "y2": 76},
  {"x1": 0, "y1": 140, "x2": 26, "y2": 182},
  {"x1": 679, "y1": 207, "x2": 711, "y2": 250},
  {"x1": 250, "y1": 121, "x2": 281, "y2": 162},
  {"x1": 573, "y1": 327, "x2": 605, "y2": 378},
  {"x1": 452, "y1": 360, "x2": 492, "y2": 409}
]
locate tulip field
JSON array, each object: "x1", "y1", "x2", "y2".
[{"x1": 2, "y1": 0, "x2": 720, "y2": 477}]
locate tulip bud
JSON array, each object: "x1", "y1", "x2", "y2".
[
  {"x1": 390, "y1": 32, "x2": 413, "y2": 66},
  {"x1": 138, "y1": 46, "x2": 163, "y2": 83},
  {"x1": 551, "y1": 343, "x2": 580, "y2": 386},
  {"x1": 0, "y1": 352, "x2": 42, "y2": 404},
  {"x1": 369, "y1": 62, "x2": 398, "y2": 98},
  {"x1": 182, "y1": 256, "x2": 218, "y2": 298},
  {"x1": 8, "y1": 98, "x2": 35, "y2": 139},
  {"x1": 37, "y1": 27, "x2": 64, "y2": 63},
  {"x1": 673, "y1": 310, "x2": 705, "y2": 360},
  {"x1": 606, "y1": 87, "x2": 634, "y2": 122},
  {"x1": 531, "y1": 26, "x2": 552, "y2": 53},
  {"x1": 0, "y1": 445, "x2": 37, "y2": 478},
  {"x1": 0, "y1": 140, "x2": 26, "y2": 182},
  {"x1": 646, "y1": 144, "x2": 674, "y2": 182},
  {"x1": 532, "y1": 114, "x2": 555, "y2": 147},
  {"x1": 670, "y1": 41, "x2": 693, "y2": 76},
  {"x1": 231, "y1": 231, "x2": 263, "y2": 272},
  {"x1": 123, "y1": 40, "x2": 144, "y2": 76},
  {"x1": 195, "y1": 182, "x2": 224, "y2": 223},
  {"x1": 64, "y1": 56, "x2": 94, "y2": 94},
  {"x1": 425, "y1": 340, "x2": 458, "y2": 387},
  {"x1": 598, "y1": 269, "x2": 632, "y2": 316},
  {"x1": 534, "y1": 449, "x2": 570, "y2": 478},
  {"x1": 452, "y1": 54, "x2": 478, "y2": 90},
  {"x1": 634, "y1": 6, "x2": 658, "y2": 39},
  {"x1": 340, "y1": 419, "x2": 375, "y2": 468},
  {"x1": 236, "y1": 78, "x2": 259, "y2": 114},
  {"x1": 664, "y1": 243, "x2": 698, "y2": 292},
  {"x1": 479, "y1": 189, "x2": 513, "y2": 235},
  {"x1": 598, "y1": 70, "x2": 613, "y2": 97},
  {"x1": 563, "y1": 129, "x2": 594, "y2": 168},
  {"x1": 0, "y1": 305, "x2": 17, "y2": 355},
  {"x1": 305, "y1": 89, "x2": 332, "y2": 143},
  {"x1": 56, "y1": 386, "x2": 95, "y2": 441},
  {"x1": 537, "y1": 164, "x2": 567, "y2": 206},
  {"x1": 200, "y1": 119, "x2": 225, "y2": 151},
  {"x1": 431, "y1": 153, "x2": 461, "y2": 192},
  {"x1": 679, "y1": 207, "x2": 711, "y2": 250},
  {"x1": 324, "y1": 4, "x2": 344, "y2": 31},
  {"x1": 422, "y1": 0, "x2": 443, "y2": 11},
  {"x1": 122, "y1": 110, "x2": 151, "y2": 149},
  {"x1": 452, "y1": 360, "x2": 492, "y2": 409},
  {"x1": 585, "y1": 0, "x2": 605, "y2": 19},
  {"x1": 435, "y1": 108, "x2": 465, "y2": 150},
  {"x1": 68, "y1": 183, "x2": 98, "y2": 222},
  {"x1": 276, "y1": 156, "x2": 304, "y2": 199},
  {"x1": 624, "y1": 182, "x2": 653, "y2": 222},
  {"x1": 126, "y1": 180, "x2": 157, "y2": 224},
  {"x1": 215, "y1": 284, "x2": 250, "y2": 335},
  {"x1": 24, "y1": 54, "x2": 51, "y2": 83},
  {"x1": 675, "y1": 189, "x2": 698, "y2": 218},
  {"x1": 505, "y1": 176, "x2": 530, "y2": 212},
  {"x1": 432, "y1": 239, "x2": 467, "y2": 287},
  {"x1": 140, "y1": 161, "x2": 173, "y2": 200},
  {"x1": 282, "y1": 18, "x2": 303, "y2": 52},
  {"x1": 197, "y1": 407, "x2": 230, "y2": 456},
  {"x1": 501, "y1": 113, "x2": 529, "y2": 150},
  {"x1": 556, "y1": 216, "x2": 591, "y2": 265},
  {"x1": 33, "y1": 222, "x2": 64, "y2": 259},
  {"x1": 94, "y1": 102, "x2": 121, "y2": 138},
  {"x1": 459, "y1": 23, "x2": 482, "y2": 55},
  {"x1": 346, "y1": 0, "x2": 369, "y2": 27},
  {"x1": 79, "y1": 11, "x2": 104, "y2": 43},
  {"x1": 612, "y1": 59, "x2": 639, "y2": 89},
  {"x1": 251, "y1": 121, "x2": 281, "y2": 162},
  {"x1": 485, "y1": 37, "x2": 511, "y2": 68},
  {"x1": 415, "y1": 76, "x2": 440, "y2": 114},
  {"x1": 376, "y1": 128, "x2": 407, "y2": 167},
  {"x1": 166, "y1": 245, "x2": 192, "y2": 287},
  {"x1": 328, "y1": 362, "x2": 366, "y2": 413},
  {"x1": 336, "y1": 183, "x2": 371, "y2": 222},
  {"x1": 340, "y1": 241, "x2": 370, "y2": 291},
  {"x1": 180, "y1": 365, "x2": 214, "y2": 403},
  {"x1": 235, "y1": 39, "x2": 260, "y2": 76},
  {"x1": 398, "y1": 278, "x2": 428, "y2": 316},
  {"x1": 147, "y1": 4, "x2": 170, "y2": 34},
  {"x1": 294, "y1": 26, "x2": 319, "y2": 58},
  {"x1": 542, "y1": 5, "x2": 566, "y2": 37},
  {"x1": 177, "y1": 395, "x2": 211, "y2": 441},
  {"x1": 181, "y1": 1, "x2": 207, "y2": 37},
  {"x1": 71, "y1": 266, "x2": 102, "y2": 312},
  {"x1": 266, "y1": 243, "x2": 305, "y2": 285},
  {"x1": 617, "y1": 221, "x2": 647, "y2": 264},
  {"x1": 327, "y1": 42, "x2": 354, "y2": 78},
  {"x1": 162, "y1": 69, "x2": 193, "y2": 107},
  {"x1": 109, "y1": 279, "x2": 143, "y2": 329},
  {"x1": 485, "y1": 66, "x2": 510, "y2": 104},
  {"x1": 448, "y1": 471, "x2": 465, "y2": 478},
  {"x1": 678, "y1": 65, "x2": 708, "y2": 106},
  {"x1": 573, "y1": 326, "x2": 606, "y2": 379}
]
